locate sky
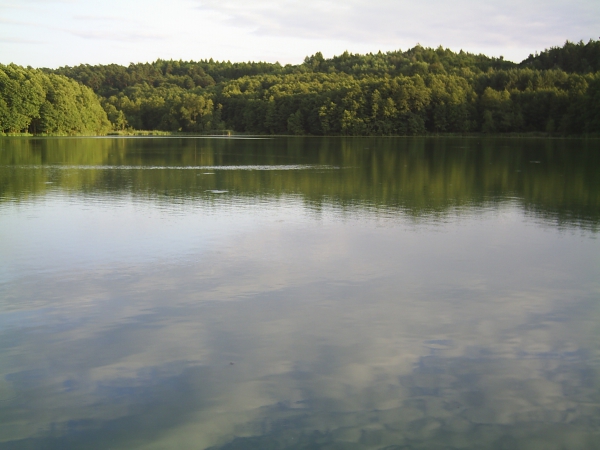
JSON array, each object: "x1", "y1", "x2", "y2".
[{"x1": 0, "y1": 0, "x2": 598, "y2": 68}]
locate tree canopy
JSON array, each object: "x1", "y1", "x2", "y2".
[
  {"x1": 2, "y1": 40, "x2": 600, "y2": 135},
  {"x1": 0, "y1": 64, "x2": 111, "y2": 135}
]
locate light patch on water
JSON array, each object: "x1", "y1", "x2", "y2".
[{"x1": 4, "y1": 164, "x2": 340, "y2": 171}]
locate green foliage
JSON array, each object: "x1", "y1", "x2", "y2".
[
  {"x1": 287, "y1": 110, "x2": 304, "y2": 135},
  {"x1": 0, "y1": 64, "x2": 110, "y2": 135},
  {"x1": 521, "y1": 39, "x2": 600, "y2": 73},
  {"x1": 4, "y1": 41, "x2": 600, "y2": 135},
  {"x1": 50, "y1": 61, "x2": 213, "y2": 96},
  {"x1": 36, "y1": 75, "x2": 111, "y2": 134},
  {"x1": 99, "y1": 84, "x2": 222, "y2": 132},
  {"x1": 0, "y1": 64, "x2": 45, "y2": 133}
]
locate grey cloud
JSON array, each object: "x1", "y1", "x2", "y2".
[
  {"x1": 0, "y1": 0, "x2": 75, "y2": 4},
  {"x1": 0, "y1": 0, "x2": 75, "y2": 13},
  {"x1": 0, "y1": 15, "x2": 166, "y2": 44},
  {"x1": 194, "y1": 0, "x2": 600, "y2": 54},
  {"x1": 72, "y1": 15, "x2": 128, "y2": 22},
  {"x1": 0, "y1": 17, "x2": 39, "y2": 26},
  {"x1": 69, "y1": 30, "x2": 168, "y2": 42},
  {"x1": 0, "y1": 36, "x2": 40, "y2": 43}
]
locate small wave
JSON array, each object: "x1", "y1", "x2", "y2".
[{"x1": 6, "y1": 164, "x2": 339, "y2": 171}]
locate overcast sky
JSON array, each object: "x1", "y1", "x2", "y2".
[{"x1": 0, "y1": 0, "x2": 598, "y2": 68}]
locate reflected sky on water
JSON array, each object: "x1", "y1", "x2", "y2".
[{"x1": 0, "y1": 137, "x2": 599, "y2": 449}]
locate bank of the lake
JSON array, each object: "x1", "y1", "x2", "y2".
[{"x1": 2, "y1": 40, "x2": 600, "y2": 137}]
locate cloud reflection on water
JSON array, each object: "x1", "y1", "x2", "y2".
[{"x1": 1, "y1": 197, "x2": 599, "y2": 449}]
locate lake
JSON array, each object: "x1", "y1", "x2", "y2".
[{"x1": 0, "y1": 136, "x2": 599, "y2": 449}]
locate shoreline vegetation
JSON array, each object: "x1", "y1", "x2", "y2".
[
  {"x1": 1, "y1": 39, "x2": 599, "y2": 137},
  {"x1": 2, "y1": 131, "x2": 599, "y2": 139}
]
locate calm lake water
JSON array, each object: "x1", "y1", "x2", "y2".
[{"x1": 0, "y1": 136, "x2": 599, "y2": 449}]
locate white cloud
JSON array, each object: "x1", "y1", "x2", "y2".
[
  {"x1": 0, "y1": 0, "x2": 599, "y2": 67},
  {"x1": 71, "y1": 15, "x2": 129, "y2": 22},
  {"x1": 194, "y1": 0, "x2": 600, "y2": 57},
  {"x1": 69, "y1": 30, "x2": 168, "y2": 42},
  {"x1": 0, "y1": 36, "x2": 40, "y2": 44}
]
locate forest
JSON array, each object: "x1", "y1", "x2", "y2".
[
  {"x1": 0, "y1": 65, "x2": 111, "y2": 135},
  {"x1": 1, "y1": 39, "x2": 599, "y2": 135}
]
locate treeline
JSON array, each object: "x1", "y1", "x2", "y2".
[
  {"x1": 1, "y1": 40, "x2": 599, "y2": 135},
  {"x1": 521, "y1": 39, "x2": 600, "y2": 73},
  {"x1": 211, "y1": 70, "x2": 599, "y2": 135},
  {"x1": 0, "y1": 64, "x2": 111, "y2": 135}
]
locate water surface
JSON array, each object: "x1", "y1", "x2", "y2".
[{"x1": 1, "y1": 136, "x2": 599, "y2": 449}]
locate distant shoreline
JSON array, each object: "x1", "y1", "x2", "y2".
[
  {"x1": 2, "y1": 131, "x2": 599, "y2": 139},
  {"x1": 2, "y1": 40, "x2": 599, "y2": 137}
]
